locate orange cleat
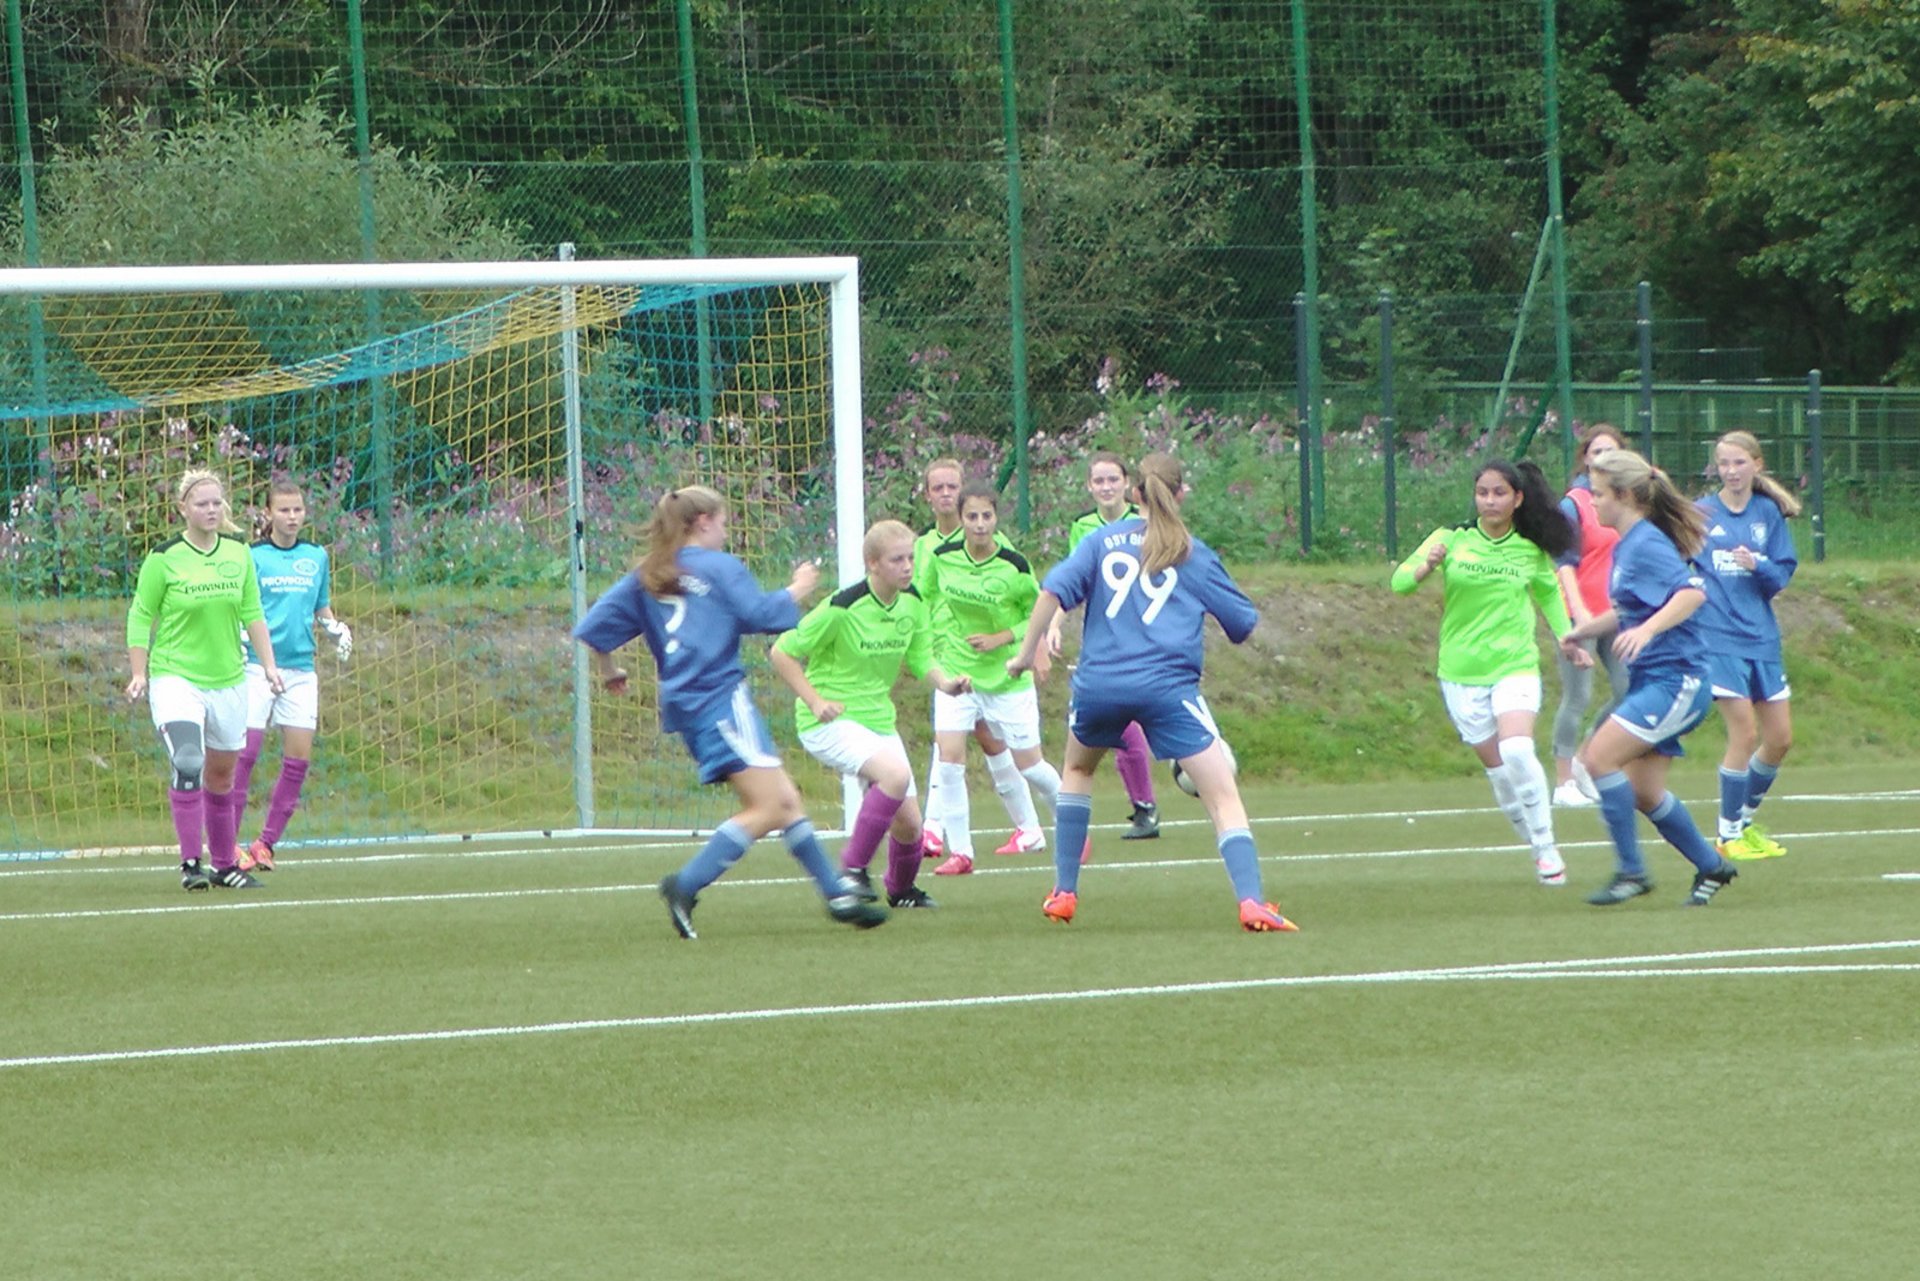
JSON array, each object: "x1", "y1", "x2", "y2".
[
  {"x1": 923, "y1": 828, "x2": 944, "y2": 856},
  {"x1": 993, "y1": 828, "x2": 1046, "y2": 855},
  {"x1": 932, "y1": 853, "x2": 974, "y2": 876},
  {"x1": 244, "y1": 838, "x2": 276, "y2": 872},
  {"x1": 1238, "y1": 899, "x2": 1299, "y2": 933},
  {"x1": 1042, "y1": 889, "x2": 1077, "y2": 923}
]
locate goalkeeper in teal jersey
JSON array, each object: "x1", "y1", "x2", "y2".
[
  {"x1": 124, "y1": 470, "x2": 285, "y2": 893},
  {"x1": 918, "y1": 481, "x2": 1066, "y2": 876},
  {"x1": 1393, "y1": 459, "x2": 1588, "y2": 886},
  {"x1": 771, "y1": 520, "x2": 971, "y2": 909},
  {"x1": 910, "y1": 458, "x2": 1045, "y2": 861}
]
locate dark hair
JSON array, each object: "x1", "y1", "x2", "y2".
[
  {"x1": 1476, "y1": 458, "x2": 1573, "y2": 559},
  {"x1": 1576, "y1": 422, "x2": 1626, "y2": 473},
  {"x1": 956, "y1": 481, "x2": 1001, "y2": 516}
]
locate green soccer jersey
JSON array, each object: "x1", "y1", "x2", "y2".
[
  {"x1": 774, "y1": 580, "x2": 934, "y2": 735},
  {"x1": 1066, "y1": 504, "x2": 1139, "y2": 553},
  {"x1": 919, "y1": 538, "x2": 1039, "y2": 694},
  {"x1": 1391, "y1": 523, "x2": 1571, "y2": 685},
  {"x1": 126, "y1": 533, "x2": 265, "y2": 689}
]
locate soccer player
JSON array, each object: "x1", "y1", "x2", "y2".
[
  {"x1": 1550, "y1": 423, "x2": 1631, "y2": 807},
  {"x1": 913, "y1": 458, "x2": 1046, "y2": 858},
  {"x1": 1392, "y1": 459, "x2": 1586, "y2": 886},
  {"x1": 573, "y1": 484, "x2": 887, "y2": 939},
  {"x1": 1045, "y1": 449, "x2": 1160, "y2": 840},
  {"x1": 1007, "y1": 451, "x2": 1297, "y2": 932},
  {"x1": 1563, "y1": 449, "x2": 1741, "y2": 908},
  {"x1": 1695, "y1": 430, "x2": 1800, "y2": 860},
  {"x1": 770, "y1": 519, "x2": 971, "y2": 909},
  {"x1": 228, "y1": 478, "x2": 352, "y2": 871},
  {"x1": 919, "y1": 481, "x2": 1066, "y2": 876},
  {"x1": 125, "y1": 469, "x2": 284, "y2": 892}
]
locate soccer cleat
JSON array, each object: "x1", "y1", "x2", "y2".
[
  {"x1": 1727, "y1": 823, "x2": 1787, "y2": 861},
  {"x1": 886, "y1": 884, "x2": 938, "y2": 910},
  {"x1": 659, "y1": 872, "x2": 699, "y2": 940},
  {"x1": 1586, "y1": 873, "x2": 1654, "y2": 906},
  {"x1": 1684, "y1": 863, "x2": 1739, "y2": 907},
  {"x1": 240, "y1": 838, "x2": 276, "y2": 872},
  {"x1": 1571, "y1": 757, "x2": 1601, "y2": 802},
  {"x1": 1041, "y1": 889, "x2": 1077, "y2": 923},
  {"x1": 840, "y1": 867, "x2": 880, "y2": 902},
  {"x1": 1238, "y1": 899, "x2": 1300, "y2": 932},
  {"x1": 210, "y1": 864, "x2": 262, "y2": 890},
  {"x1": 1551, "y1": 781, "x2": 1595, "y2": 809},
  {"x1": 1121, "y1": 802, "x2": 1161, "y2": 840},
  {"x1": 932, "y1": 853, "x2": 974, "y2": 876},
  {"x1": 1534, "y1": 849, "x2": 1568, "y2": 885},
  {"x1": 181, "y1": 859, "x2": 210, "y2": 892},
  {"x1": 827, "y1": 893, "x2": 889, "y2": 929},
  {"x1": 993, "y1": 828, "x2": 1046, "y2": 855},
  {"x1": 922, "y1": 828, "x2": 945, "y2": 857}
]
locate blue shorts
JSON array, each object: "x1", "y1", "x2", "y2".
[
  {"x1": 1069, "y1": 683, "x2": 1220, "y2": 762},
  {"x1": 1707, "y1": 654, "x2": 1791, "y2": 703},
  {"x1": 1608, "y1": 670, "x2": 1711, "y2": 759},
  {"x1": 678, "y1": 682, "x2": 782, "y2": 785}
]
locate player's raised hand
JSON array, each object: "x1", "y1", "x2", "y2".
[{"x1": 788, "y1": 559, "x2": 821, "y2": 602}]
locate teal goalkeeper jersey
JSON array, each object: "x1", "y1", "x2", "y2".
[
  {"x1": 126, "y1": 533, "x2": 265, "y2": 689},
  {"x1": 1391, "y1": 523, "x2": 1571, "y2": 685},
  {"x1": 774, "y1": 581, "x2": 934, "y2": 735},
  {"x1": 919, "y1": 538, "x2": 1039, "y2": 694}
]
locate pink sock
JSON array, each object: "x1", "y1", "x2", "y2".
[
  {"x1": 840, "y1": 786, "x2": 904, "y2": 872},
  {"x1": 884, "y1": 833, "x2": 926, "y2": 898},
  {"x1": 231, "y1": 728, "x2": 266, "y2": 837},
  {"x1": 260, "y1": 757, "x2": 310, "y2": 846},
  {"x1": 1115, "y1": 721, "x2": 1156, "y2": 807},
  {"x1": 168, "y1": 788, "x2": 205, "y2": 864},
  {"x1": 205, "y1": 787, "x2": 239, "y2": 871}
]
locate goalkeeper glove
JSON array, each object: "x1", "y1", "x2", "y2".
[{"x1": 320, "y1": 618, "x2": 353, "y2": 662}]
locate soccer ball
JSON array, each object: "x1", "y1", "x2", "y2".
[{"x1": 1170, "y1": 739, "x2": 1237, "y2": 798}]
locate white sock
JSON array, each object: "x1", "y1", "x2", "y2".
[
  {"x1": 922, "y1": 746, "x2": 945, "y2": 842},
  {"x1": 1485, "y1": 767, "x2": 1530, "y2": 845},
  {"x1": 1498, "y1": 737, "x2": 1558, "y2": 855},
  {"x1": 935, "y1": 760, "x2": 973, "y2": 857},
  {"x1": 1018, "y1": 759, "x2": 1062, "y2": 822},
  {"x1": 985, "y1": 749, "x2": 1041, "y2": 832}
]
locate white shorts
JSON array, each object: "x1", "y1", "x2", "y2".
[
  {"x1": 798, "y1": 721, "x2": 915, "y2": 796},
  {"x1": 147, "y1": 675, "x2": 248, "y2": 752},
  {"x1": 932, "y1": 685, "x2": 1042, "y2": 751},
  {"x1": 1440, "y1": 674, "x2": 1542, "y2": 745},
  {"x1": 246, "y1": 663, "x2": 319, "y2": 731}
]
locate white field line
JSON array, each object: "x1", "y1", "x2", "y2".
[
  {"x1": 5, "y1": 937, "x2": 1919, "y2": 1071},
  {"x1": 6, "y1": 824, "x2": 1920, "y2": 926}
]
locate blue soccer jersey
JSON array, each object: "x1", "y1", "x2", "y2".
[
  {"x1": 573, "y1": 546, "x2": 798, "y2": 732},
  {"x1": 1043, "y1": 517, "x2": 1258, "y2": 700},
  {"x1": 1693, "y1": 492, "x2": 1796, "y2": 661},
  {"x1": 244, "y1": 539, "x2": 331, "y2": 671},
  {"x1": 1608, "y1": 520, "x2": 1708, "y2": 678}
]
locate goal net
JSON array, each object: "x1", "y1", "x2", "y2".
[{"x1": 0, "y1": 257, "x2": 864, "y2": 856}]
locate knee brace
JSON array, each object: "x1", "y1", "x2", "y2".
[{"x1": 160, "y1": 721, "x2": 206, "y2": 791}]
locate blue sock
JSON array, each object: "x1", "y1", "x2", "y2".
[
  {"x1": 1594, "y1": 771, "x2": 1646, "y2": 878},
  {"x1": 1052, "y1": 792, "x2": 1092, "y2": 894},
  {"x1": 1717, "y1": 766, "x2": 1748, "y2": 835},
  {"x1": 1745, "y1": 755, "x2": 1779, "y2": 817},
  {"x1": 781, "y1": 818, "x2": 843, "y2": 897},
  {"x1": 1218, "y1": 827, "x2": 1263, "y2": 901},
  {"x1": 678, "y1": 819, "x2": 753, "y2": 894},
  {"x1": 1648, "y1": 791, "x2": 1724, "y2": 873}
]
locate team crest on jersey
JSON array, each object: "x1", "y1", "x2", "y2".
[
  {"x1": 895, "y1": 617, "x2": 915, "y2": 635},
  {"x1": 1750, "y1": 522, "x2": 1766, "y2": 544},
  {"x1": 292, "y1": 556, "x2": 321, "y2": 577}
]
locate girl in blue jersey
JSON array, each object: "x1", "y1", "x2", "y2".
[
  {"x1": 230, "y1": 479, "x2": 352, "y2": 872},
  {"x1": 1694, "y1": 431, "x2": 1800, "y2": 861},
  {"x1": 573, "y1": 485, "x2": 887, "y2": 938},
  {"x1": 1007, "y1": 452, "x2": 1298, "y2": 933},
  {"x1": 1561, "y1": 450, "x2": 1741, "y2": 908}
]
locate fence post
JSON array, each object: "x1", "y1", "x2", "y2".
[
  {"x1": 1288, "y1": 0, "x2": 1321, "y2": 541},
  {"x1": 346, "y1": 0, "x2": 393, "y2": 581},
  {"x1": 997, "y1": 0, "x2": 1033, "y2": 531},
  {"x1": 1808, "y1": 369, "x2": 1825, "y2": 563},
  {"x1": 1379, "y1": 291, "x2": 1398, "y2": 559},
  {"x1": 674, "y1": 0, "x2": 715, "y2": 428},
  {"x1": 1636, "y1": 281, "x2": 1654, "y2": 455},
  {"x1": 1294, "y1": 292, "x2": 1313, "y2": 555}
]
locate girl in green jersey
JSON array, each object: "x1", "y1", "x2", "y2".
[{"x1": 1393, "y1": 459, "x2": 1588, "y2": 885}]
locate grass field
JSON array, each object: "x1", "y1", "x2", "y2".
[{"x1": 5, "y1": 761, "x2": 1917, "y2": 1280}]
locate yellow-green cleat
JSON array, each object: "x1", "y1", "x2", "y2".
[{"x1": 1722, "y1": 823, "x2": 1788, "y2": 861}]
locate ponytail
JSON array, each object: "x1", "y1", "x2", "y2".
[
  {"x1": 1477, "y1": 458, "x2": 1572, "y2": 558},
  {"x1": 637, "y1": 485, "x2": 725, "y2": 594},
  {"x1": 1715, "y1": 430, "x2": 1803, "y2": 518},
  {"x1": 1133, "y1": 452, "x2": 1191, "y2": 575},
  {"x1": 1589, "y1": 450, "x2": 1706, "y2": 558}
]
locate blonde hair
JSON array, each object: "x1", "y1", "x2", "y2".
[
  {"x1": 862, "y1": 519, "x2": 914, "y2": 564},
  {"x1": 638, "y1": 485, "x2": 726, "y2": 595},
  {"x1": 1132, "y1": 452, "x2": 1191, "y2": 575},
  {"x1": 174, "y1": 469, "x2": 242, "y2": 534},
  {"x1": 1588, "y1": 449, "x2": 1706, "y2": 557},
  {"x1": 1715, "y1": 430, "x2": 1803, "y2": 518},
  {"x1": 924, "y1": 457, "x2": 962, "y2": 485}
]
